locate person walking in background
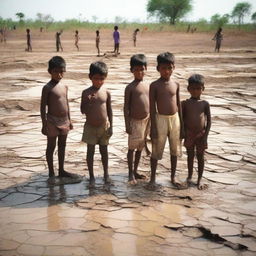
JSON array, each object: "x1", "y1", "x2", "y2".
[
  {"x1": 113, "y1": 25, "x2": 120, "y2": 56},
  {"x1": 212, "y1": 27, "x2": 223, "y2": 52}
]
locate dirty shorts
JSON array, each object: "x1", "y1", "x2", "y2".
[
  {"x1": 82, "y1": 121, "x2": 110, "y2": 146},
  {"x1": 151, "y1": 112, "x2": 181, "y2": 160},
  {"x1": 128, "y1": 115, "x2": 150, "y2": 151},
  {"x1": 184, "y1": 129, "x2": 207, "y2": 154},
  {"x1": 46, "y1": 113, "x2": 70, "y2": 137}
]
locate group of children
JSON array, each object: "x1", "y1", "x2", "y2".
[{"x1": 41, "y1": 52, "x2": 211, "y2": 190}]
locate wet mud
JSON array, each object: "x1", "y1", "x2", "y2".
[{"x1": 0, "y1": 30, "x2": 256, "y2": 255}]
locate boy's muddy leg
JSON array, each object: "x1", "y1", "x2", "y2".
[
  {"x1": 87, "y1": 144, "x2": 95, "y2": 186},
  {"x1": 134, "y1": 150, "x2": 146, "y2": 179},
  {"x1": 99, "y1": 145, "x2": 110, "y2": 184},
  {"x1": 46, "y1": 136, "x2": 57, "y2": 177}
]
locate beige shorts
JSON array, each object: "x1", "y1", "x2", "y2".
[
  {"x1": 151, "y1": 112, "x2": 181, "y2": 160},
  {"x1": 82, "y1": 121, "x2": 110, "y2": 146},
  {"x1": 128, "y1": 116, "x2": 150, "y2": 151}
]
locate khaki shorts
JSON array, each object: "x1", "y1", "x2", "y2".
[
  {"x1": 151, "y1": 112, "x2": 181, "y2": 160},
  {"x1": 82, "y1": 121, "x2": 110, "y2": 146},
  {"x1": 128, "y1": 116, "x2": 150, "y2": 151}
]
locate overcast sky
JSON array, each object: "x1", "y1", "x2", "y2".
[{"x1": 0, "y1": 0, "x2": 255, "y2": 22}]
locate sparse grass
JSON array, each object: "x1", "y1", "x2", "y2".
[{"x1": 1, "y1": 18, "x2": 255, "y2": 33}]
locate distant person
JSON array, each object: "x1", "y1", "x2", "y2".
[
  {"x1": 212, "y1": 27, "x2": 223, "y2": 52},
  {"x1": 26, "y1": 28, "x2": 32, "y2": 52},
  {"x1": 56, "y1": 30, "x2": 63, "y2": 52},
  {"x1": 113, "y1": 25, "x2": 120, "y2": 55},
  {"x1": 186, "y1": 24, "x2": 191, "y2": 33},
  {"x1": 133, "y1": 28, "x2": 139, "y2": 47},
  {"x1": 148, "y1": 52, "x2": 183, "y2": 189},
  {"x1": 40, "y1": 27, "x2": 43, "y2": 32},
  {"x1": 40, "y1": 56, "x2": 75, "y2": 178},
  {"x1": 80, "y1": 61, "x2": 113, "y2": 187},
  {"x1": 124, "y1": 54, "x2": 149, "y2": 184},
  {"x1": 75, "y1": 30, "x2": 79, "y2": 51},
  {"x1": 182, "y1": 74, "x2": 211, "y2": 190},
  {"x1": 96, "y1": 30, "x2": 100, "y2": 56}
]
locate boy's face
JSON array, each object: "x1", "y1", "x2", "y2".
[
  {"x1": 158, "y1": 63, "x2": 175, "y2": 80},
  {"x1": 90, "y1": 74, "x2": 107, "y2": 89},
  {"x1": 131, "y1": 65, "x2": 146, "y2": 81},
  {"x1": 188, "y1": 83, "x2": 204, "y2": 98},
  {"x1": 49, "y1": 67, "x2": 65, "y2": 82}
]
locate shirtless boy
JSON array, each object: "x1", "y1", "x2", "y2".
[
  {"x1": 26, "y1": 28, "x2": 32, "y2": 52},
  {"x1": 81, "y1": 61, "x2": 113, "y2": 187},
  {"x1": 40, "y1": 56, "x2": 74, "y2": 178},
  {"x1": 75, "y1": 30, "x2": 79, "y2": 51},
  {"x1": 149, "y1": 52, "x2": 183, "y2": 188},
  {"x1": 124, "y1": 54, "x2": 149, "y2": 184},
  {"x1": 182, "y1": 74, "x2": 211, "y2": 190},
  {"x1": 96, "y1": 30, "x2": 100, "y2": 56}
]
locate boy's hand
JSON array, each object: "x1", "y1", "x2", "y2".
[
  {"x1": 41, "y1": 125, "x2": 47, "y2": 136},
  {"x1": 70, "y1": 123, "x2": 73, "y2": 130},
  {"x1": 125, "y1": 125, "x2": 132, "y2": 135},
  {"x1": 107, "y1": 127, "x2": 113, "y2": 137}
]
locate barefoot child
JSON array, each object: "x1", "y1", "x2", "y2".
[
  {"x1": 40, "y1": 56, "x2": 74, "y2": 178},
  {"x1": 96, "y1": 30, "x2": 100, "y2": 56},
  {"x1": 113, "y1": 25, "x2": 120, "y2": 55},
  {"x1": 75, "y1": 30, "x2": 79, "y2": 51},
  {"x1": 80, "y1": 62, "x2": 113, "y2": 187},
  {"x1": 149, "y1": 52, "x2": 183, "y2": 188},
  {"x1": 124, "y1": 54, "x2": 149, "y2": 184},
  {"x1": 212, "y1": 27, "x2": 223, "y2": 53},
  {"x1": 182, "y1": 74, "x2": 211, "y2": 190},
  {"x1": 26, "y1": 28, "x2": 32, "y2": 52}
]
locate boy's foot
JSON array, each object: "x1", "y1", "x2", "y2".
[
  {"x1": 186, "y1": 178, "x2": 197, "y2": 188},
  {"x1": 145, "y1": 181, "x2": 158, "y2": 190},
  {"x1": 89, "y1": 177, "x2": 95, "y2": 188},
  {"x1": 197, "y1": 183, "x2": 208, "y2": 190},
  {"x1": 128, "y1": 178, "x2": 137, "y2": 185},
  {"x1": 134, "y1": 173, "x2": 146, "y2": 180},
  {"x1": 171, "y1": 180, "x2": 186, "y2": 190},
  {"x1": 58, "y1": 170, "x2": 77, "y2": 178},
  {"x1": 104, "y1": 176, "x2": 113, "y2": 185}
]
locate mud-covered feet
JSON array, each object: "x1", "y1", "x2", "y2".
[
  {"x1": 197, "y1": 182, "x2": 208, "y2": 190},
  {"x1": 58, "y1": 170, "x2": 77, "y2": 178},
  {"x1": 128, "y1": 177, "x2": 137, "y2": 185},
  {"x1": 134, "y1": 172, "x2": 147, "y2": 180},
  {"x1": 49, "y1": 171, "x2": 55, "y2": 178},
  {"x1": 88, "y1": 177, "x2": 96, "y2": 188},
  {"x1": 145, "y1": 181, "x2": 158, "y2": 190},
  {"x1": 171, "y1": 179, "x2": 187, "y2": 190}
]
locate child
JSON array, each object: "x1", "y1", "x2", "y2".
[
  {"x1": 26, "y1": 28, "x2": 32, "y2": 52},
  {"x1": 182, "y1": 74, "x2": 211, "y2": 190},
  {"x1": 80, "y1": 61, "x2": 113, "y2": 187},
  {"x1": 113, "y1": 25, "x2": 120, "y2": 55},
  {"x1": 96, "y1": 30, "x2": 100, "y2": 56},
  {"x1": 124, "y1": 54, "x2": 149, "y2": 184},
  {"x1": 148, "y1": 52, "x2": 183, "y2": 189},
  {"x1": 75, "y1": 30, "x2": 79, "y2": 51},
  {"x1": 40, "y1": 56, "x2": 74, "y2": 178},
  {"x1": 56, "y1": 31, "x2": 63, "y2": 52},
  {"x1": 212, "y1": 27, "x2": 223, "y2": 52},
  {"x1": 133, "y1": 28, "x2": 139, "y2": 47}
]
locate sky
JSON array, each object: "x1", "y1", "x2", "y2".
[{"x1": 0, "y1": 0, "x2": 255, "y2": 23}]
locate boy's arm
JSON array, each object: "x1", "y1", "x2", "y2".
[
  {"x1": 149, "y1": 83, "x2": 157, "y2": 139},
  {"x1": 123, "y1": 86, "x2": 131, "y2": 134},
  {"x1": 66, "y1": 86, "x2": 73, "y2": 130},
  {"x1": 40, "y1": 86, "x2": 49, "y2": 135},
  {"x1": 106, "y1": 91, "x2": 113, "y2": 136},
  {"x1": 204, "y1": 102, "x2": 211, "y2": 138},
  {"x1": 80, "y1": 91, "x2": 87, "y2": 114},
  {"x1": 176, "y1": 83, "x2": 185, "y2": 139}
]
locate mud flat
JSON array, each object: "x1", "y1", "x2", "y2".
[{"x1": 0, "y1": 30, "x2": 256, "y2": 255}]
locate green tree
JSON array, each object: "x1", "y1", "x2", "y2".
[
  {"x1": 251, "y1": 12, "x2": 256, "y2": 23},
  {"x1": 147, "y1": 0, "x2": 192, "y2": 25},
  {"x1": 15, "y1": 12, "x2": 25, "y2": 23},
  {"x1": 210, "y1": 14, "x2": 229, "y2": 27},
  {"x1": 231, "y1": 2, "x2": 251, "y2": 25},
  {"x1": 36, "y1": 13, "x2": 54, "y2": 29}
]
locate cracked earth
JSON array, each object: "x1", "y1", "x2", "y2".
[{"x1": 0, "y1": 29, "x2": 255, "y2": 255}]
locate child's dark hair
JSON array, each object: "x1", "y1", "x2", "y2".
[
  {"x1": 188, "y1": 74, "x2": 205, "y2": 87},
  {"x1": 157, "y1": 52, "x2": 175, "y2": 66},
  {"x1": 96, "y1": 30, "x2": 99, "y2": 35},
  {"x1": 75, "y1": 30, "x2": 78, "y2": 34},
  {"x1": 89, "y1": 61, "x2": 108, "y2": 76},
  {"x1": 48, "y1": 56, "x2": 66, "y2": 72},
  {"x1": 26, "y1": 28, "x2": 30, "y2": 33},
  {"x1": 114, "y1": 26, "x2": 118, "y2": 30},
  {"x1": 130, "y1": 54, "x2": 147, "y2": 70}
]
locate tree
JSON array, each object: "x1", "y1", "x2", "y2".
[
  {"x1": 252, "y1": 12, "x2": 256, "y2": 23},
  {"x1": 15, "y1": 12, "x2": 25, "y2": 23},
  {"x1": 231, "y1": 2, "x2": 251, "y2": 25},
  {"x1": 210, "y1": 14, "x2": 229, "y2": 27},
  {"x1": 36, "y1": 13, "x2": 54, "y2": 29},
  {"x1": 147, "y1": 0, "x2": 192, "y2": 25}
]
